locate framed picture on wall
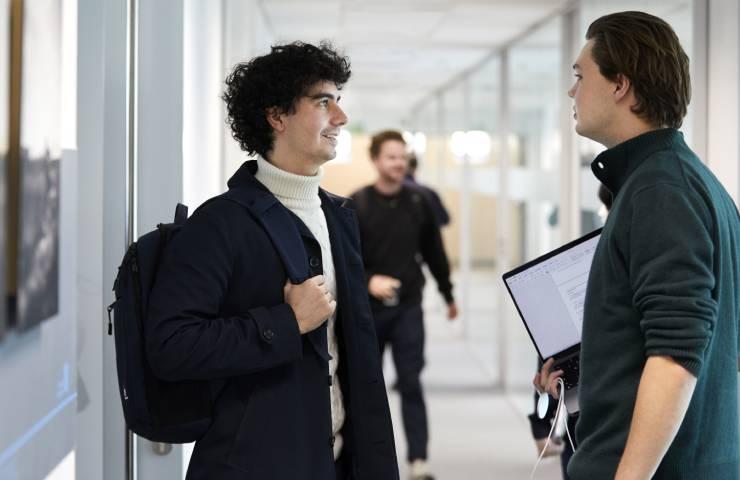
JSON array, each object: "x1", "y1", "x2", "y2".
[{"x1": 14, "y1": 0, "x2": 61, "y2": 330}]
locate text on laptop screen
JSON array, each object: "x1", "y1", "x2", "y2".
[{"x1": 505, "y1": 234, "x2": 600, "y2": 359}]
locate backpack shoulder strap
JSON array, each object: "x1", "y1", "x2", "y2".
[
  {"x1": 174, "y1": 203, "x2": 188, "y2": 225},
  {"x1": 192, "y1": 188, "x2": 311, "y2": 284}
]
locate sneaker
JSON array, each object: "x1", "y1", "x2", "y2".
[{"x1": 409, "y1": 459, "x2": 434, "y2": 480}]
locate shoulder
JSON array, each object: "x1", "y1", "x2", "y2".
[
  {"x1": 348, "y1": 185, "x2": 372, "y2": 200},
  {"x1": 627, "y1": 149, "x2": 711, "y2": 215},
  {"x1": 402, "y1": 183, "x2": 435, "y2": 214},
  {"x1": 322, "y1": 189, "x2": 354, "y2": 209},
  {"x1": 183, "y1": 194, "x2": 258, "y2": 245},
  {"x1": 628, "y1": 140, "x2": 708, "y2": 193}
]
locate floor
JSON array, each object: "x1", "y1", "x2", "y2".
[{"x1": 384, "y1": 271, "x2": 564, "y2": 480}]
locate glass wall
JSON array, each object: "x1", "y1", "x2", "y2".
[
  {"x1": 464, "y1": 57, "x2": 500, "y2": 380},
  {"x1": 410, "y1": 0, "x2": 697, "y2": 394},
  {"x1": 504, "y1": 17, "x2": 563, "y2": 389}
]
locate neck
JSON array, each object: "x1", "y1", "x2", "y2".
[
  {"x1": 267, "y1": 144, "x2": 322, "y2": 176},
  {"x1": 373, "y1": 177, "x2": 403, "y2": 195},
  {"x1": 603, "y1": 117, "x2": 664, "y2": 149},
  {"x1": 254, "y1": 156, "x2": 323, "y2": 209}
]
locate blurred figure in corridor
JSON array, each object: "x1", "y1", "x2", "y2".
[{"x1": 351, "y1": 130, "x2": 458, "y2": 480}]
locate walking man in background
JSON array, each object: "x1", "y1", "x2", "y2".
[{"x1": 351, "y1": 130, "x2": 457, "y2": 480}]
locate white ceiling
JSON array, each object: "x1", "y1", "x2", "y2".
[{"x1": 258, "y1": 0, "x2": 574, "y2": 132}]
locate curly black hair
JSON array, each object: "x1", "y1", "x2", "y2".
[{"x1": 222, "y1": 41, "x2": 351, "y2": 158}]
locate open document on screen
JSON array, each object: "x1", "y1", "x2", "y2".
[{"x1": 505, "y1": 234, "x2": 601, "y2": 359}]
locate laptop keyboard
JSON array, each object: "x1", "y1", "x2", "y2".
[{"x1": 556, "y1": 356, "x2": 580, "y2": 390}]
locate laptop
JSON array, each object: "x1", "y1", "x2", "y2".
[{"x1": 502, "y1": 228, "x2": 602, "y2": 413}]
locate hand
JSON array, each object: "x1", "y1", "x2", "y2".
[
  {"x1": 368, "y1": 275, "x2": 401, "y2": 301},
  {"x1": 284, "y1": 275, "x2": 336, "y2": 334},
  {"x1": 447, "y1": 302, "x2": 458, "y2": 321},
  {"x1": 535, "y1": 437, "x2": 564, "y2": 458},
  {"x1": 533, "y1": 357, "x2": 564, "y2": 399}
]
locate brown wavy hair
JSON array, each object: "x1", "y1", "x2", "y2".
[
  {"x1": 586, "y1": 11, "x2": 691, "y2": 128},
  {"x1": 369, "y1": 130, "x2": 405, "y2": 159}
]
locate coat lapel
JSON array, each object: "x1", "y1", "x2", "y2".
[
  {"x1": 222, "y1": 181, "x2": 330, "y2": 362},
  {"x1": 320, "y1": 190, "x2": 360, "y2": 340}
]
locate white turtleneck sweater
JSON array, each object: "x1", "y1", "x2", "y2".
[{"x1": 254, "y1": 156, "x2": 345, "y2": 460}]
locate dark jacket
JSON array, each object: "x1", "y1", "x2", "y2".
[
  {"x1": 350, "y1": 184, "x2": 454, "y2": 306},
  {"x1": 404, "y1": 175, "x2": 450, "y2": 227},
  {"x1": 569, "y1": 129, "x2": 740, "y2": 479},
  {"x1": 147, "y1": 161, "x2": 399, "y2": 480}
]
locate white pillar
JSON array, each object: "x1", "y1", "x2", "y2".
[
  {"x1": 559, "y1": 8, "x2": 580, "y2": 242},
  {"x1": 459, "y1": 79, "x2": 472, "y2": 337},
  {"x1": 183, "y1": 0, "x2": 224, "y2": 209},
  {"x1": 496, "y1": 50, "x2": 510, "y2": 389},
  {"x1": 706, "y1": 0, "x2": 739, "y2": 203},
  {"x1": 135, "y1": 0, "x2": 185, "y2": 475},
  {"x1": 221, "y1": 0, "x2": 274, "y2": 179},
  {"x1": 76, "y1": 0, "x2": 108, "y2": 476}
]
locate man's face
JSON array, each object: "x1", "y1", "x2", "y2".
[
  {"x1": 567, "y1": 40, "x2": 619, "y2": 145},
  {"x1": 372, "y1": 140, "x2": 408, "y2": 184},
  {"x1": 279, "y1": 81, "x2": 348, "y2": 167}
]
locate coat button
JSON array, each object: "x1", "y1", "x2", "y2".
[
  {"x1": 329, "y1": 435, "x2": 335, "y2": 447},
  {"x1": 309, "y1": 256, "x2": 320, "y2": 268},
  {"x1": 262, "y1": 329, "x2": 275, "y2": 342}
]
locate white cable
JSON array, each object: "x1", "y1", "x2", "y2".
[
  {"x1": 529, "y1": 378, "x2": 574, "y2": 479},
  {"x1": 557, "y1": 378, "x2": 576, "y2": 453}
]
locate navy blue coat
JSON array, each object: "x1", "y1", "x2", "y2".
[{"x1": 147, "y1": 161, "x2": 399, "y2": 480}]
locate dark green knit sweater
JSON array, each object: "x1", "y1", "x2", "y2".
[{"x1": 568, "y1": 129, "x2": 740, "y2": 479}]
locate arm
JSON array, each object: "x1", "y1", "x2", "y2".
[
  {"x1": 618, "y1": 184, "x2": 718, "y2": 474},
  {"x1": 147, "y1": 202, "x2": 303, "y2": 381},
  {"x1": 615, "y1": 356, "x2": 696, "y2": 480},
  {"x1": 417, "y1": 196, "x2": 454, "y2": 306}
]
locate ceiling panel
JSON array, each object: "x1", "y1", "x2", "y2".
[{"x1": 259, "y1": 0, "x2": 574, "y2": 130}]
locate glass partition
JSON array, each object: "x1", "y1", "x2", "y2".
[{"x1": 504, "y1": 16, "x2": 563, "y2": 389}]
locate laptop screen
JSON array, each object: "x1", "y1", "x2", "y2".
[{"x1": 503, "y1": 229, "x2": 602, "y2": 360}]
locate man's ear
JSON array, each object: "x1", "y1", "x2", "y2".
[
  {"x1": 613, "y1": 73, "x2": 632, "y2": 103},
  {"x1": 265, "y1": 107, "x2": 285, "y2": 132}
]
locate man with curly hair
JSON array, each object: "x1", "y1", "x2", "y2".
[
  {"x1": 536, "y1": 11, "x2": 739, "y2": 479},
  {"x1": 148, "y1": 41, "x2": 399, "y2": 480}
]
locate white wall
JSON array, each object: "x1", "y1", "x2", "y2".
[
  {"x1": 221, "y1": 0, "x2": 274, "y2": 179},
  {"x1": 706, "y1": 0, "x2": 739, "y2": 203},
  {"x1": 0, "y1": 0, "x2": 77, "y2": 478},
  {"x1": 135, "y1": 0, "x2": 186, "y2": 477},
  {"x1": 183, "y1": 0, "x2": 224, "y2": 210}
]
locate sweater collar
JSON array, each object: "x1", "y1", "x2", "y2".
[
  {"x1": 591, "y1": 128, "x2": 683, "y2": 195},
  {"x1": 253, "y1": 156, "x2": 323, "y2": 209}
]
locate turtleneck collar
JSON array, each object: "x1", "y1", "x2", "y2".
[
  {"x1": 254, "y1": 156, "x2": 323, "y2": 210},
  {"x1": 591, "y1": 128, "x2": 684, "y2": 196}
]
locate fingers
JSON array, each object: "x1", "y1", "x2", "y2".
[
  {"x1": 546, "y1": 370, "x2": 564, "y2": 398},
  {"x1": 541, "y1": 357, "x2": 555, "y2": 377},
  {"x1": 537, "y1": 358, "x2": 553, "y2": 391},
  {"x1": 536, "y1": 358, "x2": 564, "y2": 398},
  {"x1": 533, "y1": 373, "x2": 543, "y2": 394},
  {"x1": 311, "y1": 275, "x2": 325, "y2": 286}
]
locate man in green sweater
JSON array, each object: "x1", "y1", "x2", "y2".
[{"x1": 536, "y1": 11, "x2": 739, "y2": 479}]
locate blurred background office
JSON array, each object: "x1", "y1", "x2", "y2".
[{"x1": 0, "y1": 0, "x2": 737, "y2": 479}]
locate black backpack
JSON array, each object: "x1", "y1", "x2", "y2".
[{"x1": 107, "y1": 203, "x2": 212, "y2": 443}]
